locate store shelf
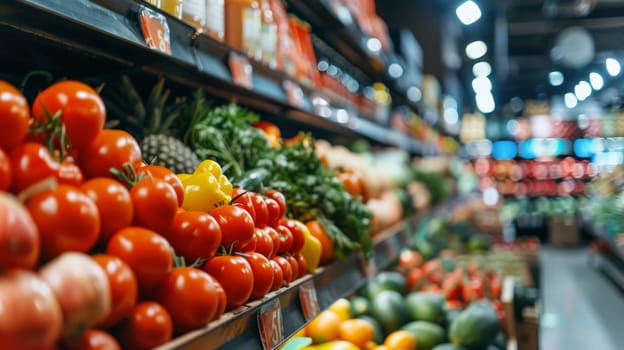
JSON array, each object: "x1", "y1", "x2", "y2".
[
  {"x1": 582, "y1": 213, "x2": 624, "y2": 261},
  {"x1": 0, "y1": 0, "x2": 425, "y2": 154}
]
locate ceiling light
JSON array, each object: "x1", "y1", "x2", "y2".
[
  {"x1": 564, "y1": 93, "x2": 577, "y2": 108},
  {"x1": 548, "y1": 71, "x2": 564, "y2": 86},
  {"x1": 589, "y1": 72, "x2": 604, "y2": 90},
  {"x1": 606, "y1": 58, "x2": 621, "y2": 76},
  {"x1": 476, "y1": 92, "x2": 495, "y2": 114},
  {"x1": 456, "y1": 1, "x2": 481, "y2": 25},
  {"x1": 465, "y1": 41, "x2": 487, "y2": 60},
  {"x1": 366, "y1": 38, "x2": 382, "y2": 53},
  {"x1": 388, "y1": 63, "x2": 404, "y2": 78},
  {"x1": 472, "y1": 76, "x2": 492, "y2": 93},
  {"x1": 407, "y1": 86, "x2": 422, "y2": 102},
  {"x1": 574, "y1": 80, "x2": 591, "y2": 101},
  {"x1": 473, "y1": 61, "x2": 492, "y2": 77},
  {"x1": 444, "y1": 108, "x2": 459, "y2": 125}
]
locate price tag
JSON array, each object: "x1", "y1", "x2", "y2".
[
  {"x1": 283, "y1": 80, "x2": 305, "y2": 108},
  {"x1": 257, "y1": 299, "x2": 283, "y2": 350},
  {"x1": 358, "y1": 253, "x2": 377, "y2": 278},
  {"x1": 229, "y1": 52, "x2": 254, "y2": 89},
  {"x1": 299, "y1": 280, "x2": 320, "y2": 321},
  {"x1": 138, "y1": 5, "x2": 171, "y2": 55}
]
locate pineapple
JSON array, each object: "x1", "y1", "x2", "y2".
[{"x1": 103, "y1": 76, "x2": 200, "y2": 174}]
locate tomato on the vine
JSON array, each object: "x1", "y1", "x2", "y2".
[
  {"x1": 275, "y1": 225, "x2": 293, "y2": 254},
  {"x1": 214, "y1": 279, "x2": 227, "y2": 318},
  {"x1": 269, "y1": 259, "x2": 283, "y2": 292},
  {"x1": 0, "y1": 148, "x2": 11, "y2": 191},
  {"x1": 130, "y1": 177, "x2": 178, "y2": 234},
  {"x1": 203, "y1": 255, "x2": 253, "y2": 310},
  {"x1": 278, "y1": 219, "x2": 305, "y2": 254},
  {"x1": 0, "y1": 81, "x2": 30, "y2": 152},
  {"x1": 284, "y1": 254, "x2": 300, "y2": 282},
  {"x1": 254, "y1": 228, "x2": 274, "y2": 259},
  {"x1": 250, "y1": 193, "x2": 268, "y2": 228},
  {"x1": 56, "y1": 160, "x2": 83, "y2": 186},
  {"x1": 64, "y1": 329, "x2": 121, "y2": 350},
  {"x1": 78, "y1": 129, "x2": 142, "y2": 179},
  {"x1": 10, "y1": 142, "x2": 60, "y2": 193},
  {"x1": 163, "y1": 210, "x2": 221, "y2": 263},
  {"x1": 32, "y1": 80, "x2": 105, "y2": 150},
  {"x1": 209, "y1": 204, "x2": 254, "y2": 251},
  {"x1": 266, "y1": 189, "x2": 286, "y2": 218},
  {"x1": 263, "y1": 197, "x2": 281, "y2": 227},
  {"x1": 265, "y1": 226, "x2": 281, "y2": 256},
  {"x1": 238, "y1": 231, "x2": 257, "y2": 252},
  {"x1": 244, "y1": 252, "x2": 274, "y2": 300},
  {"x1": 91, "y1": 254, "x2": 138, "y2": 329},
  {"x1": 158, "y1": 267, "x2": 220, "y2": 333},
  {"x1": 272, "y1": 255, "x2": 293, "y2": 285},
  {"x1": 231, "y1": 188, "x2": 256, "y2": 223},
  {"x1": 26, "y1": 184, "x2": 100, "y2": 259},
  {"x1": 117, "y1": 301, "x2": 173, "y2": 350},
  {"x1": 294, "y1": 253, "x2": 307, "y2": 278},
  {"x1": 137, "y1": 165, "x2": 184, "y2": 206},
  {"x1": 81, "y1": 178, "x2": 134, "y2": 245},
  {"x1": 106, "y1": 227, "x2": 173, "y2": 290}
]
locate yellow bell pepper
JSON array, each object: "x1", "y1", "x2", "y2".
[
  {"x1": 177, "y1": 160, "x2": 233, "y2": 212},
  {"x1": 295, "y1": 220, "x2": 322, "y2": 273}
]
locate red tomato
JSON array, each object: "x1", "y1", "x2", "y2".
[
  {"x1": 81, "y1": 178, "x2": 134, "y2": 245},
  {"x1": 0, "y1": 81, "x2": 30, "y2": 151},
  {"x1": 462, "y1": 278, "x2": 484, "y2": 302},
  {"x1": 278, "y1": 219, "x2": 305, "y2": 254},
  {"x1": 130, "y1": 177, "x2": 178, "y2": 234},
  {"x1": 164, "y1": 210, "x2": 221, "y2": 263},
  {"x1": 254, "y1": 228, "x2": 274, "y2": 258},
  {"x1": 266, "y1": 189, "x2": 286, "y2": 218},
  {"x1": 238, "y1": 231, "x2": 257, "y2": 252},
  {"x1": 64, "y1": 329, "x2": 121, "y2": 350},
  {"x1": 92, "y1": 255, "x2": 138, "y2": 329},
  {"x1": 265, "y1": 227, "x2": 281, "y2": 256},
  {"x1": 294, "y1": 253, "x2": 307, "y2": 278},
  {"x1": 272, "y1": 255, "x2": 293, "y2": 285},
  {"x1": 406, "y1": 268, "x2": 425, "y2": 292},
  {"x1": 337, "y1": 171, "x2": 364, "y2": 198},
  {"x1": 284, "y1": 254, "x2": 299, "y2": 281},
  {"x1": 275, "y1": 225, "x2": 293, "y2": 254},
  {"x1": 244, "y1": 252, "x2": 274, "y2": 300},
  {"x1": 57, "y1": 160, "x2": 83, "y2": 186},
  {"x1": 0, "y1": 149, "x2": 11, "y2": 191},
  {"x1": 209, "y1": 205, "x2": 254, "y2": 251},
  {"x1": 203, "y1": 255, "x2": 253, "y2": 310},
  {"x1": 137, "y1": 165, "x2": 184, "y2": 206},
  {"x1": 269, "y1": 259, "x2": 283, "y2": 292},
  {"x1": 0, "y1": 192, "x2": 40, "y2": 270},
  {"x1": 264, "y1": 197, "x2": 281, "y2": 228},
  {"x1": 117, "y1": 301, "x2": 173, "y2": 350},
  {"x1": 32, "y1": 81, "x2": 105, "y2": 150},
  {"x1": 213, "y1": 279, "x2": 227, "y2": 319},
  {"x1": 397, "y1": 249, "x2": 424, "y2": 274},
  {"x1": 251, "y1": 193, "x2": 268, "y2": 228},
  {"x1": 77, "y1": 129, "x2": 142, "y2": 179},
  {"x1": 231, "y1": 188, "x2": 256, "y2": 223},
  {"x1": 10, "y1": 142, "x2": 60, "y2": 193},
  {"x1": 489, "y1": 276, "x2": 502, "y2": 299},
  {"x1": 158, "y1": 267, "x2": 220, "y2": 333},
  {"x1": 26, "y1": 185, "x2": 100, "y2": 259},
  {"x1": 106, "y1": 227, "x2": 173, "y2": 290}
]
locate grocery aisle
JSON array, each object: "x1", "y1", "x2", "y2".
[{"x1": 541, "y1": 247, "x2": 624, "y2": 350}]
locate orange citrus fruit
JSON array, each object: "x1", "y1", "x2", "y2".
[
  {"x1": 384, "y1": 330, "x2": 417, "y2": 350},
  {"x1": 305, "y1": 310, "x2": 341, "y2": 344},
  {"x1": 338, "y1": 319, "x2": 375, "y2": 349}
]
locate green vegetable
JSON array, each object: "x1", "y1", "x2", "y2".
[
  {"x1": 405, "y1": 292, "x2": 446, "y2": 324},
  {"x1": 449, "y1": 301, "x2": 500, "y2": 350},
  {"x1": 369, "y1": 290, "x2": 410, "y2": 334},
  {"x1": 401, "y1": 321, "x2": 446, "y2": 350}
]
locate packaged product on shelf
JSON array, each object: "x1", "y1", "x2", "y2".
[
  {"x1": 259, "y1": 0, "x2": 277, "y2": 68},
  {"x1": 288, "y1": 17, "x2": 320, "y2": 87},
  {"x1": 161, "y1": 0, "x2": 183, "y2": 19},
  {"x1": 183, "y1": 0, "x2": 207, "y2": 30},
  {"x1": 225, "y1": 0, "x2": 262, "y2": 60},
  {"x1": 205, "y1": 0, "x2": 225, "y2": 41}
]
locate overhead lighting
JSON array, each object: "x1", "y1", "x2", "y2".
[
  {"x1": 574, "y1": 80, "x2": 591, "y2": 101},
  {"x1": 476, "y1": 92, "x2": 495, "y2": 114},
  {"x1": 473, "y1": 61, "x2": 492, "y2": 77},
  {"x1": 444, "y1": 107, "x2": 459, "y2": 125},
  {"x1": 606, "y1": 58, "x2": 621, "y2": 77},
  {"x1": 465, "y1": 41, "x2": 487, "y2": 60},
  {"x1": 589, "y1": 72, "x2": 604, "y2": 90},
  {"x1": 407, "y1": 86, "x2": 422, "y2": 102},
  {"x1": 456, "y1": 1, "x2": 481, "y2": 25},
  {"x1": 564, "y1": 93, "x2": 577, "y2": 108},
  {"x1": 366, "y1": 38, "x2": 382, "y2": 53},
  {"x1": 548, "y1": 71, "x2": 564, "y2": 86},
  {"x1": 472, "y1": 76, "x2": 492, "y2": 93},
  {"x1": 388, "y1": 63, "x2": 404, "y2": 78}
]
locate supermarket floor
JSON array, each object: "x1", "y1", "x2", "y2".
[{"x1": 541, "y1": 247, "x2": 624, "y2": 350}]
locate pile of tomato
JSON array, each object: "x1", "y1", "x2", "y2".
[{"x1": 0, "y1": 80, "x2": 326, "y2": 350}]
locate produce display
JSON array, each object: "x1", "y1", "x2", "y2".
[{"x1": 0, "y1": 74, "x2": 456, "y2": 349}]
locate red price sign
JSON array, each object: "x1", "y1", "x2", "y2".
[
  {"x1": 283, "y1": 80, "x2": 305, "y2": 108},
  {"x1": 138, "y1": 6, "x2": 171, "y2": 55},
  {"x1": 229, "y1": 52, "x2": 253, "y2": 89},
  {"x1": 257, "y1": 299, "x2": 283, "y2": 350},
  {"x1": 299, "y1": 280, "x2": 320, "y2": 321}
]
